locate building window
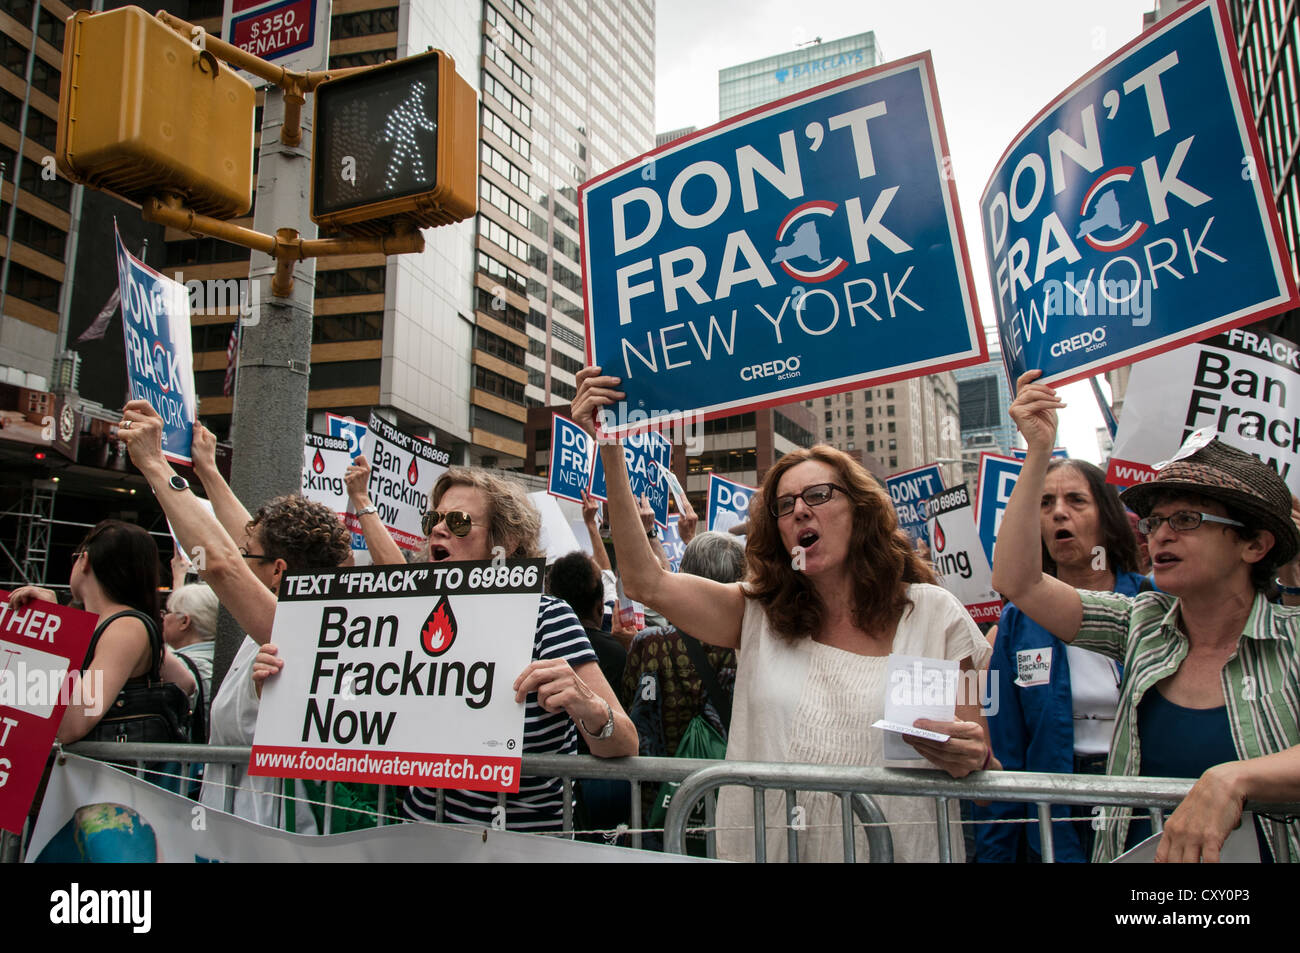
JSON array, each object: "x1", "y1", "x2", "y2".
[
  {"x1": 313, "y1": 312, "x2": 383, "y2": 344},
  {"x1": 888, "y1": 422, "x2": 896, "y2": 433},
  {"x1": 886, "y1": 388, "x2": 895, "y2": 399},
  {"x1": 888, "y1": 438, "x2": 897, "y2": 450},
  {"x1": 825, "y1": 428, "x2": 832, "y2": 439},
  {"x1": 887, "y1": 405, "x2": 895, "y2": 417},
  {"x1": 475, "y1": 326, "x2": 525, "y2": 366},
  {"x1": 475, "y1": 365, "x2": 525, "y2": 403},
  {"x1": 316, "y1": 266, "x2": 386, "y2": 298},
  {"x1": 889, "y1": 456, "x2": 897, "y2": 468},
  {"x1": 824, "y1": 411, "x2": 832, "y2": 423}
]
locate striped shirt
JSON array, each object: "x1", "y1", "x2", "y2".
[
  {"x1": 1076, "y1": 589, "x2": 1300, "y2": 863},
  {"x1": 401, "y1": 594, "x2": 597, "y2": 832}
]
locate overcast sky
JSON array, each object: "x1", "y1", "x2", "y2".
[{"x1": 653, "y1": 0, "x2": 1158, "y2": 462}]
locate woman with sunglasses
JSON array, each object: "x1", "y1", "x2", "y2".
[
  {"x1": 571, "y1": 367, "x2": 994, "y2": 862},
  {"x1": 9, "y1": 520, "x2": 167, "y2": 742},
  {"x1": 280, "y1": 466, "x2": 637, "y2": 832},
  {"x1": 994, "y1": 370, "x2": 1300, "y2": 863}
]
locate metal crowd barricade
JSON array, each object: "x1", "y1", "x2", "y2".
[
  {"x1": 661, "y1": 762, "x2": 1300, "y2": 862},
  {"x1": 2, "y1": 743, "x2": 1295, "y2": 863}
]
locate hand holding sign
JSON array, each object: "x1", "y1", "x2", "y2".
[
  {"x1": 513, "y1": 657, "x2": 606, "y2": 731},
  {"x1": 345, "y1": 454, "x2": 373, "y2": 508},
  {"x1": 571, "y1": 366, "x2": 625, "y2": 439},
  {"x1": 1008, "y1": 371, "x2": 1066, "y2": 456},
  {"x1": 118, "y1": 399, "x2": 170, "y2": 473},
  {"x1": 251, "y1": 642, "x2": 284, "y2": 699}
]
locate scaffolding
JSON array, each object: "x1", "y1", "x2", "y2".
[{"x1": 0, "y1": 478, "x2": 57, "y2": 591}]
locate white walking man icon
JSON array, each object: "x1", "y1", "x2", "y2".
[{"x1": 381, "y1": 81, "x2": 437, "y2": 191}]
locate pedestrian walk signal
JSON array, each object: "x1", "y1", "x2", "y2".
[
  {"x1": 312, "y1": 50, "x2": 477, "y2": 235},
  {"x1": 55, "y1": 7, "x2": 256, "y2": 218}
]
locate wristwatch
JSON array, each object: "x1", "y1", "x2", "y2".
[
  {"x1": 168, "y1": 474, "x2": 190, "y2": 492},
  {"x1": 358, "y1": 504, "x2": 378, "y2": 517},
  {"x1": 580, "y1": 699, "x2": 615, "y2": 740}
]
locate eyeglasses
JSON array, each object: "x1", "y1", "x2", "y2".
[
  {"x1": 70, "y1": 549, "x2": 84, "y2": 566},
  {"x1": 422, "y1": 509, "x2": 474, "y2": 537},
  {"x1": 238, "y1": 548, "x2": 274, "y2": 562},
  {"x1": 1135, "y1": 510, "x2": 1245, "y2": 535},
  {"x1": 771, "y1": 483, "x2": 849, "y2": 517}
]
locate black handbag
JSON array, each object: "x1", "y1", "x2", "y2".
[{"x1": 81, "y1": 610, "x2": 192, "y2": 745}]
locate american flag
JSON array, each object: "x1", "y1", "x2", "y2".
[{"x1": 223, "y1": 323, "x2": 239, "y2": 397}]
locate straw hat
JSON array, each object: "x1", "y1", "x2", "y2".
[{"x1": 1119, "y1": 437, "x2": 1298, "y2": 566}]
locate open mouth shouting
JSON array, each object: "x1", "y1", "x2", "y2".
[
  {"x1": 431, "y1": 543, "x2": 451, "y2": 561},
  {"x1": 795, "y1": 529, "x2": 820, "y2": 553}
]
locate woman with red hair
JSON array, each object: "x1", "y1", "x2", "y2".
[{"x1": 573, "y1": 367, "x2": 993, "y2": 861}]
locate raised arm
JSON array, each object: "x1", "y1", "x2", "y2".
[
  {"x1": 990, "y1": 371, "x2": 1083, "y2": 641},
  {"x1": 118, "y1": 401, "x2": 278, "y2": 644},
  {"x1": 346, "y1": 454, "x2": 405, "y2": 566},
  {"x1": 191, "y1": 422, "x2": 253, "y2": 542},
  {"x1": 573, "y1": 368, "x2": 744, "y2": 648},
  {"x1": 581, "y1": 493, "x2": 612, "y2": 573}
]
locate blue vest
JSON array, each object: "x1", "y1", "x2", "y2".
[{"x1": 974, "y1": 571, "x2": 1144, "y2": 862}]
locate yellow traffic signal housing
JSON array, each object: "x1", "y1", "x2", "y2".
[
  {"x1": 56, "y1": 7, "x2": 256, "y2": 219},
  {"x1": 312, "y1": 50, "x2": 478, "y2": 235}
]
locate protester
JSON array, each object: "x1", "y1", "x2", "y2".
[
  {"x1": 117, "y1": 401, "x2": 353, "y2": 829},
  {"x1": 163, "y1": 582, "x2": 219, "y2": 732},
  {"x1": 976, "y1": 459, "x2": 1143, "y2": 862},
  {"x1": 344, "y1": 453, "x2": 404, "y2": 565},
  {"x1": 546, "y1": 551, "x2": 627, "y2": 694},
  {"x1": 9, "y1": 520, "x2": 182, "y2": 743},
  {"x1": 261, "y1": 466, "x2": 639, "y2": 832},
  {"x1": 622, "y1": 531, "x2": 744, "y2": 758},
  {"x1": 573, "y1": 366, "x2": 994, "y2": 862},
  {"x1": 993, "y1": 369, "x2": 1300, "y2": 863}
]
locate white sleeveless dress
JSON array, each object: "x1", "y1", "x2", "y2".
[{"x1": 717, "y1": 584, "x2": 992, "y2": 862}]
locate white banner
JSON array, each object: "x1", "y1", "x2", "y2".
[
  {"x1": 28, "y1": 754, "x2": 703, "y2": 862},
  {"x1": 1108, "y1": 328, "x2": 1300, "y2": 493},
  {"x1": 301, "y1": 432, "x2": 352, "y2": 524},
  {"x1": 357, "y1": 412, "x2": 450, "y2": 550},
  {"x1": 923, "y1": 484, "x2": 1000, "y2": 625},
  {"x1": 250, "y1": 561, "x2": 542, "y2": 792}
]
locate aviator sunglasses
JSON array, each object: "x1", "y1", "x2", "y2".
[{"x1": 422, "y1": 509, "x2": 474, "y2": 537}]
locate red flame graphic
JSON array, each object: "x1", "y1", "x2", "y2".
[
  {"x1": 407, "y1": 457, "x2": 420, "y2": 486},
  {"x1": 933, "y1": 519, "x2": 946, "y2": 552},
  {"x1": 1036, "y1": 653, "x2": 1042, "y2": 662},
  {"x1": 420, "y1": 598, "x2": 458, "y2": 656},
  {"x1": 312, "y1": 449, "x2": 325, "y2": 473}
]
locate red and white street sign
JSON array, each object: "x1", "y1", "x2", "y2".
[{"x1": 221, "y1": 0, "x2": 330, "y2": 84}]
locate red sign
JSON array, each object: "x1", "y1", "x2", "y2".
[
  {"x1": 0, "y1": 593, "x2": 97, "y2": 835},
  {"x1": 228, "y1": 0, "x2": 316, "y2": 61}
]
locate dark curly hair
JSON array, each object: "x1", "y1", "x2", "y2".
[
  {"x1": 545, "y1": 551, "x2": 604, "y2": 625},
  {"x1": 746, "y1": 445, "x2": 937, "y2": 641},
  {"x1": 247, "y1": 495, "x2": 350, "y2": 571},
  {"x1": 79, "y1": 519, "x2": 161, "y2": 626}
]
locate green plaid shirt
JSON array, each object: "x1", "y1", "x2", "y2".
[{"x1": 1076, "y1": 589, "x2": 1300, "y2": 863}]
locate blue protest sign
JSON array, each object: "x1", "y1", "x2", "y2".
[
  {"x1": 326, "y1": 412, "x2": 369, "y2": 549},
  {"x1": 662, "y1": 515, "x2": 685, "y2": 572},
  {"x1": 581, "y1": 53, "x2": 985, "y2": 436},
  {"x1": 113, "y1": 223, "x2": 196, "y2": 464},
  {"x1": 884, "y1": 463, "x2": 946, "y2": 544},
  {"x1": 1011, "y1": 447, "x2": 1069, "y2": 460},
  {"x1": 707, "y1": 473, "x2": 756, "y2": 533},
  {"x1": 975, "y1": 453, "x2": 1025, "y2": 566},
  {"x1": 548, "y1": 414, "x2": 594, "y2": 503},
  {"x1": 589, "y1": 431, "x2": 672, "y2": 527},
  {"x1": 326, "y1": 412, "x2": 368, "y2": 460},
  {"x1": 981, "y1": 0, "x2": 1299, "y2": 392}
]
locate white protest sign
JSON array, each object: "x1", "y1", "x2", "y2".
[
  {"x1": 529, "y1": 491, "x2": 583, "y2": 564},
  {"x1": 923, "y1": 484, "x2": 1000, "y2": 625},
  {"x1": 358, "y1": 412, "x2": 450, "y2": 550},
  {"x1": 250, "y1": 560, "x2": 543, "y2": 792},
  {"x1": 301, "y1": 432, "x2": 352, "y2": 525},
  {"x1": 1108, "y1": 328, "x2": 1300, "y2": 493}
]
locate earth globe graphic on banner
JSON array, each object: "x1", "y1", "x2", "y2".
[{"x1": 34, "y1": 803, "x2": 160, "y2": 863}]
